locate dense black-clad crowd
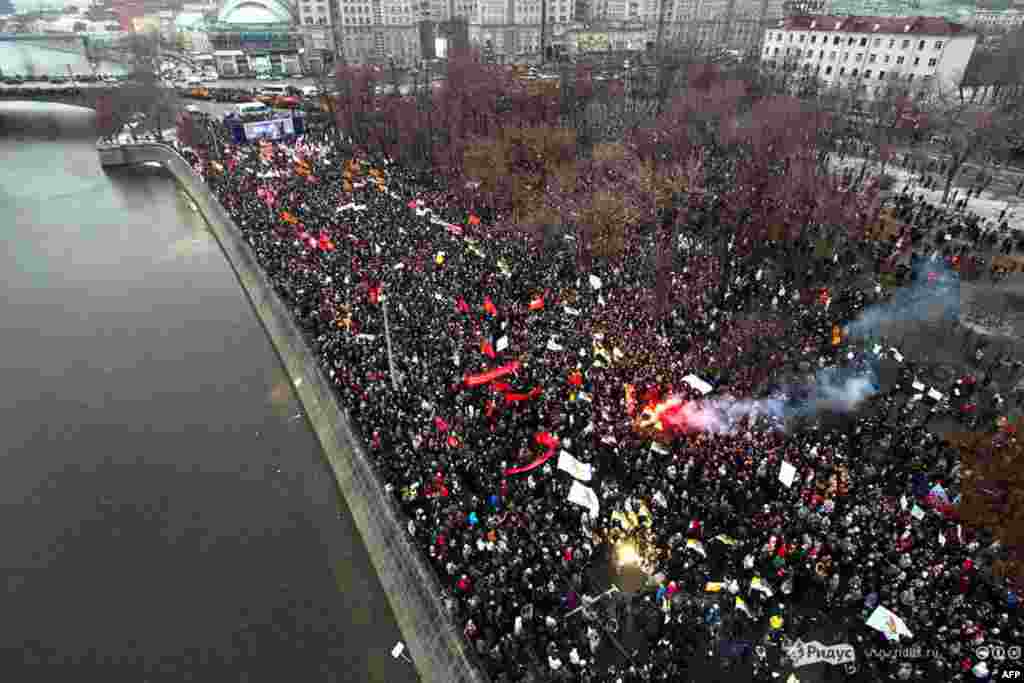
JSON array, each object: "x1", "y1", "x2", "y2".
[{"x1": 176, "y1": 127, "x2": 1021, "y2": 683}]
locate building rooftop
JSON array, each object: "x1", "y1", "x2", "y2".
[{"x1": 781, "y1": 14, "x2": 972, "y2": 34}]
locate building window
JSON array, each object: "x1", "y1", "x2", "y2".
[
  {"x1": 839, "y1": 66, "x2": 845, "y2": 75},
  {"x1": 888, "y1": 39, "x2": 895, "y2": 48},
  {"x1": 773, "y1": 47, "x2": 779, "y2": 55},
  {"x1": 825, "y1": 65, "x2": 832, "y2": 74},
  {"x1": 864, "y1": 70, "x2": 871, "y2": 78},
  {"x1": 819, "y1": 49, "x2": 824, "y2": 59},
  {"x1": 934, "y1": 40, "x2": 943, "y2": 49},
  {"x1": 856, "y1": 53, "x2": 862, "y2": 61},
  {"x1": 884, "y1": 54, "x2": 890, "y2": 63},
  {"x1": 913, "y1": 57, "x2": 920, "y2": 66},
  {"x1": 843, "y1": 51, "x2": 849, "y2": 61},
  {"x1": 833, "y1": 36, "x2": 840, "y2": 45},
  {"x1": 851, "y1": 68, "x2": 858, "y2": 77},
  {"x1": 810, "y1": 35, "x2": 817, "y2": 43},
  {"x1": 896, "y1": 55, "x2": 904, "y2": 65},
  {"x1": 829, "y1": 51, "x2": 836, "y2": 60},
  {"x1": 869, "y1": 53, "x2": 876, "y2": 62},
  {"x1": 907, "y1": 73, "x2": 914, "y2": 81},
  {"x1": 847, "y1": 37, "x2": 854, "y2": 45},
  {"x1": 918, "y1": 40, "x2": 925, "y2": 49},
  {"x1": 799, "y1": 34, "x2": 805, "y2": 42},
  {"x1": 902, "y1": 39, "x2": 910, "y2": 49},
  {"x1": 928, "y1": 57, "x2": 937, "y2": 67},
  {"x1": 859, "y1": 37, "x2": 867, "y2": 46},
  {"x1": 873, "y1": 38, "x2": 880, "y2": 46},
  {"x1": 879, "y1": 70, "x2": 885, "y2": 79}
]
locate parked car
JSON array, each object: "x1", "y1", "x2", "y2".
[{"x1": 274, "y1": 95, "x2": 301, "y2": 108}]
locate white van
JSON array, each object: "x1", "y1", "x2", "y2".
[
  {"x1": 236, "y1": 101, "x2": 271, "y2": 118},
  {"x1": 257, "y1": 84, "x2": 289, "y2": 98}
]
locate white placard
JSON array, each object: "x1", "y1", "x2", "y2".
[
  {"x1": 567, "y1": 480, "x2": 600, "y2": 517},
  {"x1": 589, "y1": 274, "x2": 602, "y2": 290},
  {"x1": 682, "y1": 374, "x2": 713, "y2": 396},
  {"x1": 558, "y1": 451, "x2": 593, "y2": 482},
  {"x1": 912, "y1": 381, "x2": 926, "y2": 391},
  {"x1": 496, "y1": 336, "x2": 509, "y2": 352},
  {"x1": 927, "y1": 388, "x2": 943, "y2": 401},
  {"x1": 866, "y1": 605, "x2": 913, "y2": 642},
  {"x1": 779, "y1": 461, "x2": 797, "y2": 488}
]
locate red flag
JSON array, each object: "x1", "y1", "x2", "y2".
[
  {"x1": 368, "y1": 286, "x2": 381, "y2": 305},
  {"x1": 504, "y1": 387, "x2": 543, "y2": 402},
  {"x1": 528, "y1": 296, "x2": 545, "y2": 311},
  {"x1": 481, "y1": 340, "x2": 496, "y2": 359},
  {"x1": 468, "y1": 214, "x2": 481, "y2": 225},
  {"x1": 465, "y1": 362, "x2": 521, "y2": 387},
  {"x1": 434, "y1": 416, "x2": 450, "y2": 432},
  {"x1": 504, "y1": 432, "x2": 560, "y2": 476},
  {"x1": 490, "y1": 381, "x2": 514, "y2": 392},
  {"x1": 536, "y1": 431, "x2": 559, "y2": 450},
  {"x1": 568, "y1": 371, "x2": 584, "y2": 387},
  {"x1": 456, "y1": 297, "x2": 470, "y2": 313},
  {"x1": 503, "y1": 450, "x2": 556, "y2": 476},
  {"x1": 485, "y1": 400, "x2": 496, "y2": 417},
  {"x1": 447, "y1": 434, "x2": 461, "y2": 448},
  {"x1": 483, "y1": 297, "x2": 498, "y2": 316}
]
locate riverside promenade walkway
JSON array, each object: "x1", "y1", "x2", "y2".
[{"x1": 97, "y1": 140, "x2": 490, "y2": 683}]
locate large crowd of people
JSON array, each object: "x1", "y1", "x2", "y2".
[{"x1": 172, "y1": 122, "x2": 1021, "y2": 682}]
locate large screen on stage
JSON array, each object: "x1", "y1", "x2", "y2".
[{"x1": 244, "y1": 117, "x2": 295, "y2": 142}]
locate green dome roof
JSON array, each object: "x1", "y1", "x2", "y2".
[{"x1": 216, "y1": 0, "x2": 294, "y2": 25}]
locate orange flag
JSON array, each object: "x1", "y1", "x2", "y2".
[
  {"x1": 569, "y1": 370, "x2": 584, "y2": 387},
  {"x1": 483, "y1": 297, "x2": 498, "y2": 316},
  {"x1": 528, "y1": 296, "x2": 545, "y2": 311},
  {"x1": 468, "y1": 214, "x2": 481, "y2": 226},
  {"x1": 481, "y1": 340, "x2": 496, "y2": 359}
]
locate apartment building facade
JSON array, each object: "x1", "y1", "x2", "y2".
[{"x1": 760, "y1": 14, "x2": 977, "y2": 98}]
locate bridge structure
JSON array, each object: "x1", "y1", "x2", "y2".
[
  {"x1": 0, "y1": 83, "x2": 121, "y2": 109},
  {"x1": 0, "y1": 32, "x2": 201, "y2": 70}
]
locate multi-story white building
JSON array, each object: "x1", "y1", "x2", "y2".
[
  {"x1": 326, "y1": 0, "x2": 422, "y2": 66},
  {"x1": 760, "y1": 14, "x2": 977, "y2": 98},
  {"x1": 296, "y1": 0, "x2": 335, "y2": 72},
  {"x1": 657, "y1": 0, "x2": 786, "y2": 53},
  {"x1": 971, "y1": 9, "x2": 1024, "y2": 29}
]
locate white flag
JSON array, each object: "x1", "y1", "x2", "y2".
[
  {"x1": 779, "y1": 461, "x2": 797, "y2": 488},
  {"x1": 567, "y1": 480, "x2": 600, "y2": 517},
  {"x1": 496, "y1": 336, "x2": 509, "y2": 352},
  {"x1": 910, "y1": 505, "x2": 925, "y2": 520},
  {"x1": 547, "y1": 338, "x2": 564, "y2": 352},
  {"x1": 589, "y1": 274, "x2": 602, "y2": 290},
  {"x1": 866, "y1": 605, "x2": 913, "y2": 642},
  {"x1": 564, "y1": 305, "x2": 581, "y2": 316},
  {"x1": 900, "y1": 495, "x2": 908, "y2": 511},
  {"x1": 650, "y1": 442, "x2": 669, "y2": 455},
  {"x1": 558, "y1": 450, "x2": 593, "y2": 482}
]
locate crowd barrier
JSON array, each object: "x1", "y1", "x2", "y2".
[{"x1": 99, "y1": 142, "x2": 491, "y2": 683}]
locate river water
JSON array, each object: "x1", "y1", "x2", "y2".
[
  {"x1": 0, "y1": 102, "x2": 418, "y2": 683},
  {"x1": 0, "y1": 42, "x2": 129, "y2": 77}
]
